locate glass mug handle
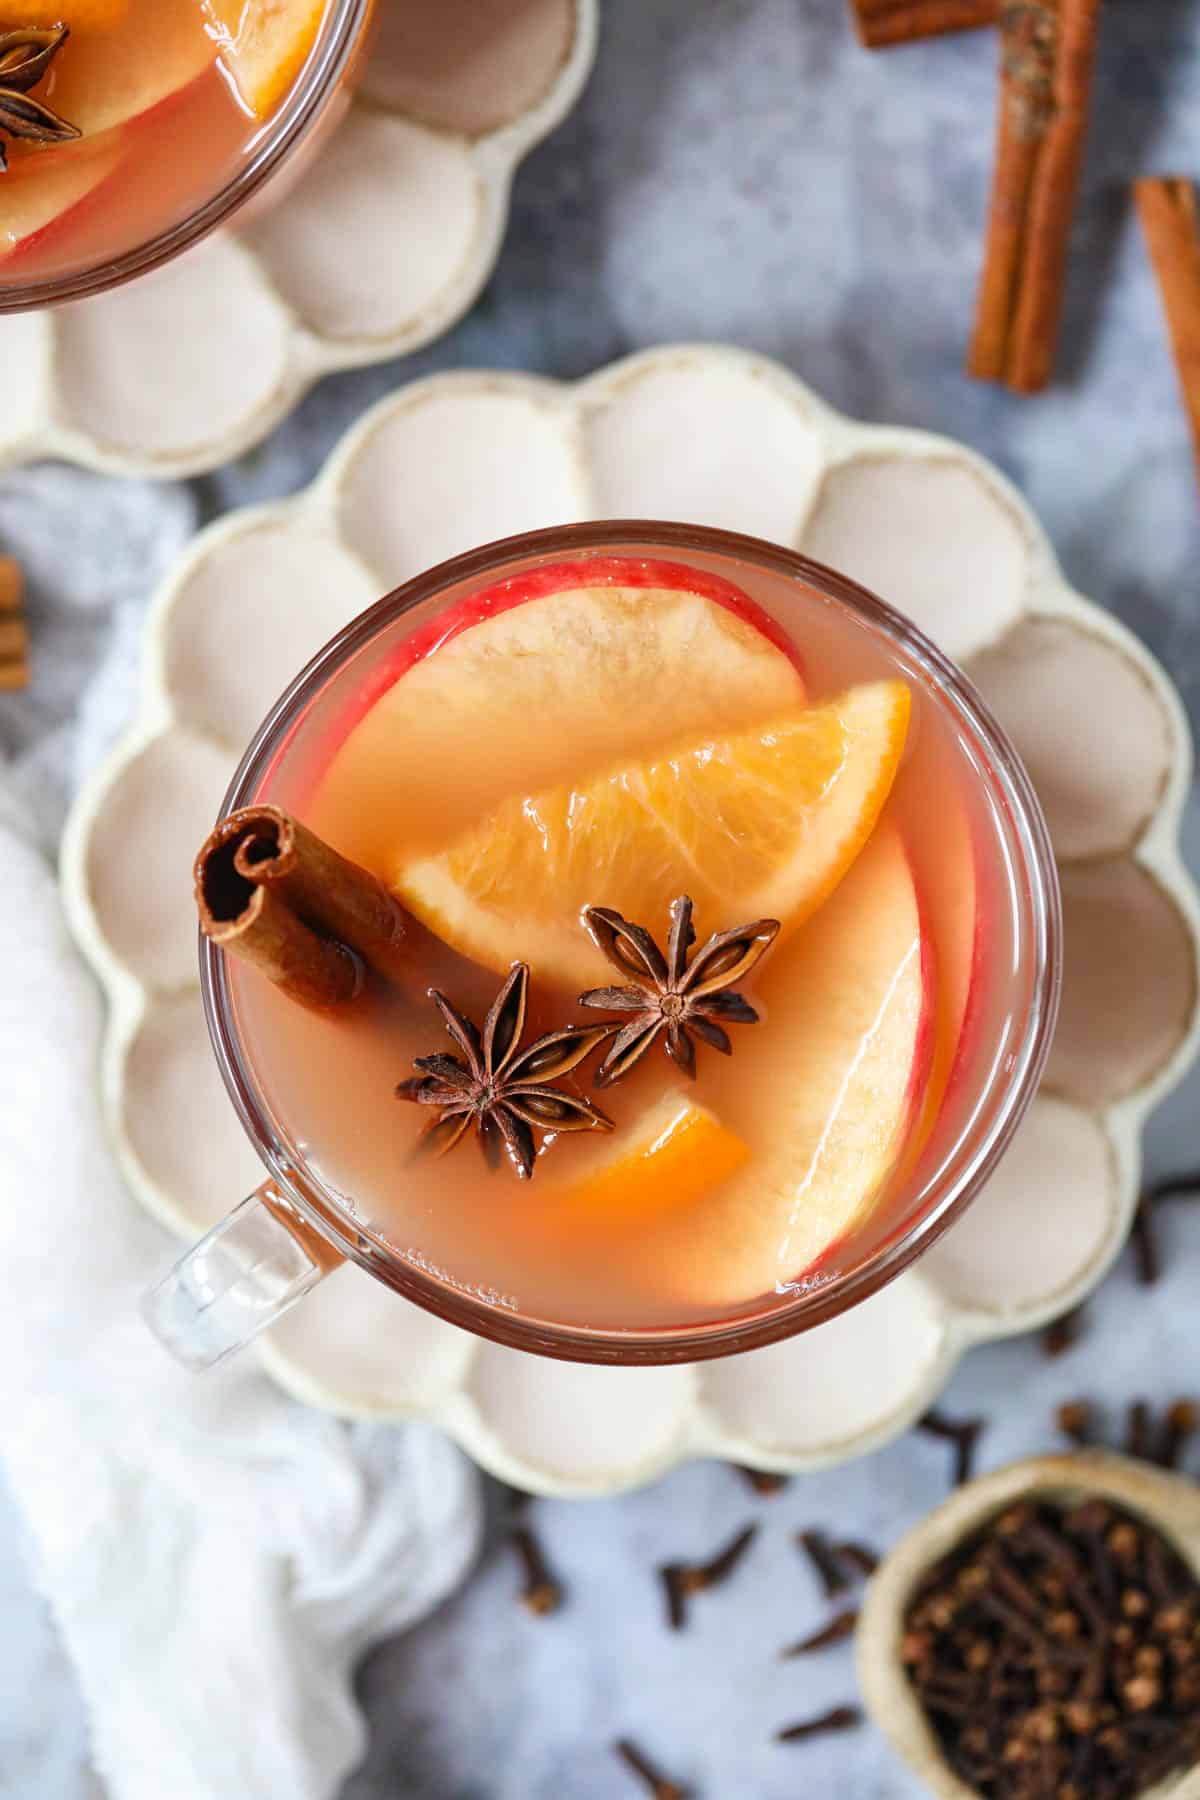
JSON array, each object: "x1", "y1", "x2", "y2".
[{"x1": 142, "y1": 1180, "x2": 340, "y2": 1370}]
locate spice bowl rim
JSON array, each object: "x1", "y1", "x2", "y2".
[{"x1": 856, "y1": 1450, "x2": 1200, "y2": 1800}]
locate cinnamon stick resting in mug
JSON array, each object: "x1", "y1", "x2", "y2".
[{"x1": 195, "y1": 805, "x2": 414, "y2": 1009}]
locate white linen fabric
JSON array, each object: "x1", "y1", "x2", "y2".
[{"x1": 0, "y1": 766, "x2": 482, "y2": 1800}]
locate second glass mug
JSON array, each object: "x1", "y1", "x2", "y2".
[
  {"x1": 146, "y1": 522, "x2": 1062, "y2": 1370},
  {"x1": 0, "y1": 0, "x2": 372, "y2": 313}
]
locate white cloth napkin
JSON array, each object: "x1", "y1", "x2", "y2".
[{"x1": 0, "y1": 770, "x2": 483, "y2": 1800}]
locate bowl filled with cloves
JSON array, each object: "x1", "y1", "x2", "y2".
[{"x1": 857, "y1": 1452, "x2": 1200, "y2": 1800}]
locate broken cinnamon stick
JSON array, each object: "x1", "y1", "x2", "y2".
[
  {"x1": 849, "y1": 0, "x2": 998, "y2": 48},
  {"x1": 1135, "y1": 177, "x2": 1200, "y2": 488},
  {"x1": 195, "y1": 804, "x2": 414, "y2": 1010},
  {"x1": 0, "y1": 556, "x2": 29, "y2": 692},
  {"x1": 969, "y1": 0, "x2": 1102, "y2": 393}
]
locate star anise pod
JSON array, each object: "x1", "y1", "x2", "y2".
[
  {"x1": 578, "y1": 896, "x2": 780, "y2": 1085},
  {"x1": 0, "y1": 26, "x2": 81, "y2": 174},
  {"x1": 395, "y1": 962, "x2": 616, "y2": 1180}
]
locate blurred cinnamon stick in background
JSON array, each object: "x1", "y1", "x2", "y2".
[
  {"x1": 850, "y1": 0, "x2": 998, "y2": 48},
  {"x1": 0, "y1": 556, "x2": 28, "y2": 691},
  {"x1": 969, "y1": 0, "x2": 1102, "y2": 392},
  {"x1": 1136, "y1": 177, "x2": 1200, "y2": 489}
]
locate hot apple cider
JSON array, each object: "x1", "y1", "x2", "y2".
[{"x1": 202, "y1": 549, "x2": 1024, "y2": 1334}]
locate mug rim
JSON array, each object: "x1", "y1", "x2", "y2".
[
  {"x1": 0, "y1": 0, "x2": 370, "y2": 314},
  {"x1": 200, "y1": 519, "x2": 1063, "y2": 1365}
]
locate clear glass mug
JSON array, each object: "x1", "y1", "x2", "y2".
[
  {"x1": 0, "y1": 0, "x2": 372, "y2": 312},
  {"x1": 145, "y1": 522, "x2": 1062, "y2": 1370}
]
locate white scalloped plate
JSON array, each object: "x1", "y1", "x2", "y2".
[
  {"x1": 60, "y1": 345, "x2": 1200, "y2": 1497},
  {"x1": 0, "y1": 0, "x2": 597, "y2": 479}
]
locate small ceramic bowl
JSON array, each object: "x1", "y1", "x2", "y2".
[{"x1": 858, "y1": 1451, "x2": 1200, "y2": 1799}]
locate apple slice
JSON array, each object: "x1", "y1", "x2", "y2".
[
  {"x1": 45, "y1": 0, "x2": 215, "y2": 139},
  {"x1": 631, "y1": 825, "x2": 935, "y2": 1310},
  {"x1": 203, "y1": 0, "x2": 326, "y2": 118},
  {"x1": 308, "y1": 555, "x2": 806, "y2": 876},
  {"x1": 903, "y1": 766, "x2": 980, "y2": 1155},
  {"x1": 0, "y1": 137, "x2": 121, "y2": 264}
]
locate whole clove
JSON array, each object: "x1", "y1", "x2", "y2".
[
  {"x1": 1144, "y1": 1169, "x2": 1200, "y2": 1207},
  {"x1": 659, "y1": 1523, "x2": 757, "y2": 1630},
  {"x1": 835, "y1": 1540, "x2": 880, "y2": 1578},
  {"x1": 510, "y1": 1524, "x2": 562, "y2": 1616},
  {"x1": 902, "y1": 1497, "x2": 1200, "y2": 1798},
  {"x1": 613, "y1": 1737, "x2": 688, "y2": 1800},
  {"x1": 1156, "y1": 1401, "x2": 1198, "y2": 1472},
  {"x1": 1056, "y1": 1400, "x2": 1095, "y2": 1447},
  {"x1": 781, "y1": 1606, "x2": 859, "y2": 1657},
  {"x1": 776, "y1": 1705, "x2": 862, "y2": 1743},
  {"x1": 1130, "y1": 1195, "x2": 1161, "y2": 1287},
  {"x1": 796, "y1": 1527, "x2": 851, "y2": 1598},
  {"x1": 734, "y1": 1464, "x2": 789, "y2": 1497},
  {"x1": 1042, "y1": 1306, "x2": 1086, "y2": 1358},
  {"x1": 918, "y1": 1409, "x2": 986, "y2": 1488},
  {"x1": 1126, "y1": 1400, "x2": 1153, "y2": 1462}
]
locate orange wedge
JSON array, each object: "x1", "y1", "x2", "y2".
[
  {"x1": 395, "y1": 679, "x2": 912, "y2": 991},
  {"x1": 203, "y1": 0, "x2": 326, "y2": 117},
  {"x1": 560, "y1": 1097, "x2": 750, "y2": 1228},
  {"x1": 2, "y1": 2, "x2": 126, "y2": 26}
]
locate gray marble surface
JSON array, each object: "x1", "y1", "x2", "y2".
[{"x1": 3, "y1": 1, "x2": 1200, "y2": 1795}]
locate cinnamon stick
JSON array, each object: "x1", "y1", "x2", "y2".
[
  {"x1": 968, "y1": 0, "x2": 1103, "y2": 393},
  {"x1": 195, "y1": 805, "x2": 414, "y2": 1010},
  {"x1": 849, "y1": 0, "x2": 999, "y2": 48},
  {"x1": 1135, "y1": 177, "x2": 1200, "y2": 488},
  {"x1": 0, "y1": 555, "x2": 29, "y2": 691}
]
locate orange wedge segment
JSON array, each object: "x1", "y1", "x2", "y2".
[
  {"x1": 560, "y1": 1097, "x2": 750, "y2": 1228},
  {"x1": 395, "y1": 679, "x2": 912, "y2": 991},
  {"x1": 2, "y1": 2, "x2": 126, "y2": 26},
  {"x1": 203, "y1": 0, "x2": 326, "y2": 117}
]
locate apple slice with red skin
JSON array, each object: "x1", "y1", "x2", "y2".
[
  {"x1": 0, "y1": 136, "x2": 121, "y2": 265},
  {"x1": 318, "y1": 554, "x2": 804, "y2": 763},
  {"x1": 900, "y1": 768, "x2": 982, "y2": 1154},
  {"x1": 298, "y1": 555, "x2": 808, "y2": 872},
  {"x1": 618, "y1": 823, "x2": 936, "y2": 1311}
]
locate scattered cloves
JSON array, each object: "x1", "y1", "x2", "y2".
[
  {"x1": 903, "y1": 1497, "x2": 1200, "y2": 1798},
  {"x1": 659, "y1": 1524, "x2": 757, "y2": 1630},
  {"x1": 776, "y1": 1705, "x2": 862, "y2": 1743},
  {"x1": 613, "y1": 1737, "x2": 688, "y2": 1800},
  {"x1": 918, "y1": 1409, "x2": 986, "y2": 1488},
  {"x1": 781, "y1": 1606, "x2": 859, "y2": 1657},
  {"x1": 511, "y1": 1524, "x2": 562, "y2": 1616}
]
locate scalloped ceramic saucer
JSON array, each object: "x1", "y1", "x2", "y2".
[
  {"x1": 60, "y1": 345, "x2": 1200, "y2": 1497},
  {"x1": 0, "y1": 0, "x2": 597, "y2": 479}
]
